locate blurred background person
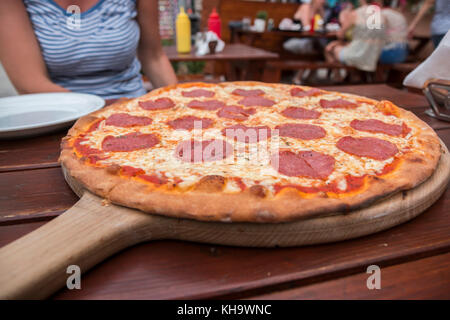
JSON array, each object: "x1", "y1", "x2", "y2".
[
  {"x1": 283, "y1": 0, "x2": 327, "y2": 84},
  {"x1": 378, "y1": 0, "x2": 409, "y2": 64},
  {"x1": 0, "y1": 0, "x2": 177, "y2": 100},
  {"x1": 325, "y1": 0, "x2": 386, "y2": 77},
  {"x1": 407, "y1": 0, "x2": 450, "y2": 48}
]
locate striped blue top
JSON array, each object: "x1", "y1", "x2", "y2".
[{"x1": 24, "y1": 0, "x2": 146, "y2": 99}]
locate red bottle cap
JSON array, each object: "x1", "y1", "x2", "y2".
[{"x1": 209, "y1": 8, "x2": 219, "y2": 19}]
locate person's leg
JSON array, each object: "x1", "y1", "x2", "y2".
[
  {"x1": 330, "y1": 44, "x2": 346, "y2": 82},
  {"x1": 333, "y1": 44, "x2": 346, "y2": 62},
  {"x1": 325, "y1": 41, "x2": 340, "y2": 62},
  {"x1": 379, "y1": 44, "x2": 408, "y2": 64},
  {"x1": 431, "y1": 34, "x2": 445, "y2": 48},
  {"x1": 292, "y1": 69, "x2": 305, "y2": 85}
]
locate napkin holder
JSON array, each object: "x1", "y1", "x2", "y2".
[{"x1": 423, "y1": 79, "x2": 450, "y2": 122}]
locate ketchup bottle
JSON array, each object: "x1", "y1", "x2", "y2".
[
  {"x1": 207, "y1": 8, "x2": 221, "y2": 39},
  {"x1": 310, "y1": 15, "x2": 315, "y2": 33}
]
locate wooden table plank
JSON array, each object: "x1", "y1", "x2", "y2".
[
  {"x1": 237, "y1": 29, "x2": 338, "y2": 40},
  {"x1": 0, "y1": 221, "x2": 46, "y2": 247},
  {"x1": 250, "y1": 252, "x2": 450, "y2": 300},
  {"x1": 0, "y1": 167, "x2": 78, "y2": 223},
  {"x1": 46, "y1": 184, "x2": 449, "y2": 299},
  {"x1": 164, "y1": 44, "x2": 279, "y2": 62},
  {"x1": 0, "y1": 132, "x2": 65, "y2": 173}
]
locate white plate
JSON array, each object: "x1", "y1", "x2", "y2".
[{"x1": 0, "y1": 93, "x2": 105, "y2": 139}]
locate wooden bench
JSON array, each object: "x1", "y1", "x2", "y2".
[
  {"x1": 375, "y1": 62, "x2": 421, "y2": 86},
  {"x1": 263, "y1": 60, "x2": 421, "y2": 85},
  {"x1": 263, "y1": 60, "x2": 356, "y2": 83}
]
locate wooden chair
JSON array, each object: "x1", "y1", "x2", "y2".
[{"x1": 263, "y1": 60, "x2": 357, "y2": 83}]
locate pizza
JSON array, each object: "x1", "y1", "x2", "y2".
[{"x1": 60, "y1": 82, "x2": 442, "y2": 222}]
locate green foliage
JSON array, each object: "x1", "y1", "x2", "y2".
[
  {"x1": 186, "y1": 61, "x2": 205, "y2": 74},
  {"x1": 256, "y1": 10, "x2": 268, "y2": 21},
  {"x1": 171, "y1": 61, "x2": 179, "y2": 73},
  {"x1": 172, "y1": 61, "x2": 205, "y2": 75},
  {"x1": 161, "y1": 38, "x2": 174, "y2": 46}
]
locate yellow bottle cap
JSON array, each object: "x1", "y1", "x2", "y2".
[{"x1": 178, "y1": 6, "x2": 188, "y2": 19}]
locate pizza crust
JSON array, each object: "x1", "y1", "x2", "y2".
[{"x1": 60, "y1": 82, "x2": 442, "y2": 223}]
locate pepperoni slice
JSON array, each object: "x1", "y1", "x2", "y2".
[
  {"x1": 232, "y1": 88, "x2": 265, "y2": 96},
  {"x1": 336, "y1": 136, "x2": 398, "y2": 160},
  {"x1": 74, "y1": 138, "x2": 101, "y2": 156},
  {"x1": 102, "y1": 132, "x2": 159, "y2": 152},
  {"x1": 350, "y1": 119, "x2": 411, "y2": 137},
  {"x1": 182, "y1": 89, "x2": 215, "y2": 98},
  {"x1": 105, "y1": 113, "x2": 152, "y2": 127},
  {"x1": 272, "y1": 150, "x2": 335, "y2": 179},
  {"x1": 217, "y1": 105, "x2": 256, "y2": 121},
  {"x1": 222, "y1": 124, "x2": 271, "y2": 143},
  {"x1": 319, "y1": 99, "x2": 357, "y2": 109},
  {"x1": 139, "y1": 98, "x2": 175, "y2": 110},
  {"x1": 175, "y1": 139, "x2": 233, "y2": 163},
  {"x1": 290, "y1": 87, "x2": 323, "y2": 97},
  {"x1": 238, "y1": 96, "x2": 275, "y2": 107},
  {"x1": 276, "y1": 123, "x2": 326, "y2": 140},
  {"x1": 167, "y1": 116, "x2": 213, "y2": 131},
  {"x1": 121, "y1": 165, "x2": 145, "y2": 177},
  {"x1": 140, "y1": 173, "x2": 168, "y2": 185},
  {"x1": 281, "y1": 107, "x2": 321, "y2": 120},
  {"x1": 187, "y1": 99, "x2": 225, "y2": 110}
]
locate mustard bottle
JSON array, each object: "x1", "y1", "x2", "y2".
[
  {"x1": 314, "y1": 14, "x2": 321, "y2": 31},
  {"x1": 176, "y1": 6, "x2": 191, "y2": 53}
]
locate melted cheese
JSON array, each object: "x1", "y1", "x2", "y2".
[{"x1": 77, "y1": 83, "x2": 422, "y2": 196}]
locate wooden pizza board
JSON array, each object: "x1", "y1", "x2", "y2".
[{"x1": 0, "y1": 142, "x2": 449, "y2": 299}]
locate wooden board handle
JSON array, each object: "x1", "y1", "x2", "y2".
[{"x1": 0, "y1": 192, "x2": 164, "y2": 299}]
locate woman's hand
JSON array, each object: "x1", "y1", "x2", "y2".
[
  {"x1": 137, "y1": 0, "x2": 177, "y2": 88},
  {"x1": 0, "y1": 0, "x2": 68, "y2": 94},
  {"x1": 336, "y1": 29, "x2": 346, "y2": 40},
  {"x1": 407, "y1": 0, "x2": 435, "y2": 39}
]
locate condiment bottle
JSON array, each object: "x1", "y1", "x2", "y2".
[
  {"x1": 314, "y1": 14, "x2": 321, "y2": 31},
  {"x1": 176, "y1": 6, "x2": 191, "y2": 53},
  {"x1": 207, "y1": 8, "x2": 221, "y2": 38},
  {"x1": 310, "y1": 15, "x2": 315, "y2": 33}
]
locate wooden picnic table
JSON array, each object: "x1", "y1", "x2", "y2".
[
  {"x1": 230, "y1": 28, "x2": 338, "y2": 46},
  {"x1": 0, "y1": 84, "x2": 449, "y2": 299},
  {"x1": 164, "y1": 44, "x2": 279, "y2": 81}
]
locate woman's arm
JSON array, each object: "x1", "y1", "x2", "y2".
[
  {"x1": 294, "y1": 4, "x2": 313, "y2": 27},
  {"x1": 336, "y1": 8, "x2": 355, "y2": 39},
  {"x1": 0, "y1": 0, "x2": 68, "y2": 94},
  {"x1": 407, "y1": 0, "x2": 435, "y2": 37},
  {"x1": 137, "y1": 0, "x2": 177, "y2": 88}
]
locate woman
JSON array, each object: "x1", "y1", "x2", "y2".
[
  {"x1": 325, "y1": 1, "x2": 386, "y2": 72},
  {"x1": 0, "y1": 0, "x2": 177, "y2": 99},
  {"x1": 408, "y1": 0, "x2": 450, "y2": 48},
  {"x1": 379, "y1": 1, "x2": 408, "y2": 64}
]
